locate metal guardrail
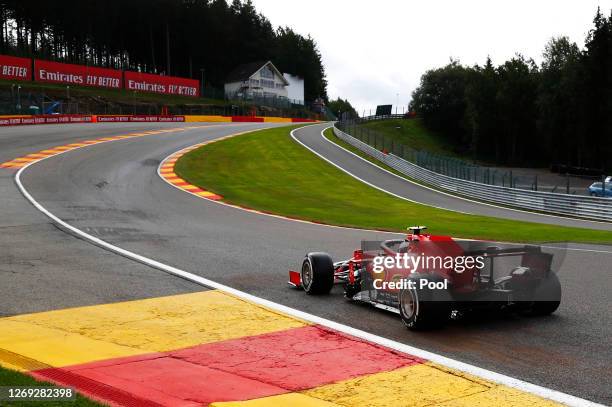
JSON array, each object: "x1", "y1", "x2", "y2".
[
  {"x1": 339, "y1": 119, "x2": 595, "y2": 195},
  {"x1": 333, "y1": 125, "x2": 612, "y2": 222},
  {"x1": 359, "y1": 114, "x2": 408, "y2": 121}
]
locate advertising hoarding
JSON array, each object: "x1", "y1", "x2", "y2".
[
  {"x1": 34, "y1": 60, "x2": 122, "y2": 89},
  {"x1": 124, "y1": 71, "x2": 199, "y2": 97},
  {"x1": 0, "y1": 55, "x2": 31, "y2": 81}
]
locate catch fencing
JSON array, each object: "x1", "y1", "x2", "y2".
[{"x1": 333, "y1": 124, "x2": 612, "y2": 222}]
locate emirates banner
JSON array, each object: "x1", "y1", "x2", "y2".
[
  {"x1": 0, "y1": 54, "x2": 31, "y2": 81},
  {"x1": 34, "y1": 59, "x2": 122, "y2": 89},
  {"x1": 124, "y1": 71, "x2": 199, "y2": 97},
  {"x1": 96, "y1": 115, "x2": 185, "y2": 123},
  {"x1": 0, "y1": 115, "x2": 93, "y2": 126}
]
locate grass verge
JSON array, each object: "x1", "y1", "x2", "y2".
[
  {"x1": 359, "y1": 118, "x2": 458, "y2": 157},
  {"x1": 322, "y1": 127, "x2": 588, "y2": 219},
  {"x1": 0, "y1": 366, "x2": 102, "y2": 406},
  {"x1": 175, "y1": 125, "x2": 612, "y2": 244},
  {"x1": 322, "y1": 127, "x2": 413, "y2": 181}
]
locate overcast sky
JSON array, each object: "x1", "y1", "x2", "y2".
[{"x1": 251, "y1": 0, "x2": 612, "y2": 114}]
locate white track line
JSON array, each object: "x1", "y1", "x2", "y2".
[
  {"x1": 159, "y1": 125, "x2": 612, "y2": 255},
  {"x1": 13, "y1": 126, "x2": 604, "y2": 407},
  {"x1": 308, "y1": 125, "x2": 612, "y2": 254},
  {"x1": 321, "y1": 125, "x2": 612, "y2": 227},
  {"x1": 157, "y1": 125, "x2": 405, "y2": 237},
  {"x1": 293, "y1": 126, "x2": 471, "y2": 214}
]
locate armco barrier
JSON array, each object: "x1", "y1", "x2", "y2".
[
  {"x1": 333, "y1": 125, "x2": 612, "y2": 222},
  {"x1": 0, "y1": 114, "x2": 318, "y2": 127}
]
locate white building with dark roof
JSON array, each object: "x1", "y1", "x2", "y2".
[{"x1": 224, "y1": 61, "x2": 289, "y2": 100}]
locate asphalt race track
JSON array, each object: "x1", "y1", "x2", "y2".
[
  {"x1": 295, "y1": 125, "x2": 612, "y2": 231},
  {"x1": 1, "y1": 122, "x2": 611, "y2": 404}
]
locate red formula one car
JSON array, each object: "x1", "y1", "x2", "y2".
[{"x1": 289, "y1": 226, "x2": 561, "y2": 330}]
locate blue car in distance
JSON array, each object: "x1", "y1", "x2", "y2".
[{"x1": 588, "y1": 180, "x2": 612, "y2": 197}]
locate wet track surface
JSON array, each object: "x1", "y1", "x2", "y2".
[{"x1": 1, "y1": 122, "x2": 611, "y2": 403}]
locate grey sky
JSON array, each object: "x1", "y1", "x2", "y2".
[{"x1": 251, "y1": 0, "x2": 612, "y2": 113}]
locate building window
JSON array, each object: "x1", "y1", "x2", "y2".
[
  {"x1": 260, "y1": 66, "x2": 274, "y2": 79},
  {"x1": 250, "y1": 79, "x2": 260, "y2": 86},
  {"x1": 261, "y1": 79, "x2": 275, "y2": 88},
  {"x1": 275, "y1": 83, "x2": 284, "y2": 89}
]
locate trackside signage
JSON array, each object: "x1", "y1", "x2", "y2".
[
  {"x1": 34, "y1": 60, "x2": 122, "y2": 89},
  {"x1": 0, "y1": 54, "x2": 30, "y2": 81},
  {"x1": 0, "y1": 115, "x2": 93, "y2": 126},
  {"x1": 96, "y1": 115, "x2": 185, "y2": 122},
  {"x1": 124, "y1": 71, "x2": 199, "y2": 97}
]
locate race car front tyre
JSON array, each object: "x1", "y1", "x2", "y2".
[
  {"x1": 399, "y1": 275, "x2": 450, "y2": 330},
  {"x1": 522, "y1": 272, "x2": 561, "y2": 316},
  {"x1": 302, "y1": 252, "x2": 335, "y2": 295}
]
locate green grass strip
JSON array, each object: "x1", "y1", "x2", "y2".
[
  {"x1": 175, "y1": 125, "x2": 612, "y2": 244},
  {"x1": 359, "y1": 118, "x2": 459, "y2": 157},
  {"x1": 322, "y1": 127, "x2": 413, "y2": 181}
]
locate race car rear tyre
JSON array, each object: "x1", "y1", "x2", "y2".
[
  {"x1": 301, "y1": 252, "x2": 334, "y2": 295},
  {"x1": 522, "y1": 273, "x2": 561, "y2": 316},
  {"x1": 399, "y1": 275, "x2": 450, "y2": 330}
]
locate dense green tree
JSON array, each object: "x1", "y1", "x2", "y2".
[
  {"x1": 582, "y1": 8, "x2": 612, "y2": 170},
  {"x1": 495, "y1": 55, "x2": 539, "y2": 165},
  {"x1": 274, "y1": 27, "x2": 327, "y2": 102},
  {"x1": 410, "y1": 8, "x2": 612, "y2": 171},
  {"x1": 538, "y1": 37, "x2": 585, "y2": 166},
  {"x1": 464, "y1": 57, "x2": 498, "y2": 160},
  {"x1": 0, "y1": 0, "x2": 327, "y2": 102},
  {"x1": 327, "y1": 97, "x2": 358, "y2": 119},
  {"x1": 410, "y1": 60, "x2": 469, "y2": 147}
]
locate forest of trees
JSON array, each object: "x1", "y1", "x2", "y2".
[
  {"x1": 328, "y1": 97, "x2": 358, "y2": 119},
  {"x1": 0, "y1": 0, "x2": 327, "y2": 102},
  {"x1": 410, "y1": 8, "x2": 612, "y2": 172}
]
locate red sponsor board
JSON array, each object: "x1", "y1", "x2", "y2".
[
  {"x1": 96, "y1": 115, "x2": 185, "y2": 123},
  {"x1": 0, "y1": 115, "x2": 93, "y2": 126},
  {"x1": 231, "y1": 116, "x2": 264, "y2": 122},
  {"x1": 0, "y1": 54, "x2": 31, "y2": 81},
  {"x1": 124, "y1": 71, "x2": 199, "y2": 97},
  {"x1": 34, "y1": 60, "x2": 122, "y2": 89}
]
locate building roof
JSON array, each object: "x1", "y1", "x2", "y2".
[{"x1": 226, "y1": 61, "x2": 289, "y2": 85}]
